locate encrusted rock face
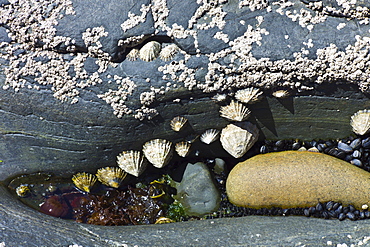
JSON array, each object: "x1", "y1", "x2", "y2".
[
  {"x1": 1, "y1": 0, "x2": 370, "y2": 180},
  {"x1": 226, "y1": 151, "x2": 370, "y2": 209}
]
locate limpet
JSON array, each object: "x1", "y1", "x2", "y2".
[
  {"x1": 175, "y1": 141, "x2": 191, "y2": 157},
  {"x1": 220, "y1": 122, "x2": 259, "y2": 158},
  {"x1": 170, "y1": 116, "x2": 188, "y2": 132},
  {"x1": 117, "y1": 150, "x2": 147, "y2": 177},
  {"x1": 72, "y1": 172, "x2": 97, "y2": 193},
  {"x1": 126, "y1": 48, "x2": 139, "y2": 61},
  {"x1": 234, "y1": 87, "x2": 263, "y2": 104},
  {"x1": 200, "y1": 129, "x2": 220, "y2": 144},
  {"x1": 139, "y1": 41, "x2": 161, "y2": 62},
  {"x1": 96, "y1": 167, "x2": 127, "y2": 188},
  {"x1": 219, "y1": 100, "x2": 251, "y2": 122},
  {"x1": 350, "y1": 109, "x2": 370, "y2": 136},
  {"x1": 159, "y1": 44, "x2": 179, "y2": 61},
  {"x1": 142, "y1": 139, "x2": 173, "y2": 168}
]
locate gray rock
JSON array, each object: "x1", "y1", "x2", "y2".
[
  {"x1": 0, "y1": 27, "x2": 11, "y2": 43},
  {"x1": 174, "y1": 162, "x2": 220, "y2": 216}
]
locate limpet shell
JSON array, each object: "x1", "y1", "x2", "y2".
[
  {"x1": 175, "y1": 141, "x2": 191, "y2": 157},
  {"x1": 155, "y1": 217, "x2": 175, "y2": 224},
  {"x1": 117, "y1": 150, "x2": 147, "y2": 177},
  {"x1": 234, "y1": 87, "x2": 263, "y2": 104},
  {"x1": 219, "y1": 100, "x2": 251, "y2": 122},
  {"x1": 159, "y1": 44, "x2": 179, "y2": 61},
  {"x1": 272, "y1": 89, "x2": 290, "y2": 98},
  {"x1": 16, "y1": 184, "x2": 31, "y2": 197},
  {"x1": 142, "y1": 139, "x2": 173, "y2": 168},
  {"x1": 96, "y1": 167, "x2": 127, "y2": 188},
  {"x1": 170, "y1": 116, "x2": 188, "y2": 132},
  {"x1": 350, "y1": 109, "x2": 370, "y2": 136},
  {"x1": 72, "y1": 172, "x2": 97, "y2": 193},
  {"x1": 126, "y1": 48, "x2": 139, "y2": 61},
  {"x1": 200, "y1": 129, "x2": 220, "y2": 144},
  {"x1": 139, "y1": 41, "x2": 161, "y2": 62},
  {"x1": 220, "y1": 122, "x2": 259, "y2": 158}
]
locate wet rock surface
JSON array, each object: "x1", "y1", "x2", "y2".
[
  {"x1": 1, "y1": 0, "x2": 370, "y2": 245},
  {"x1": 226, "y1": 151, "x2": 370, "y2": 209},
  {"x1": 1, "y1": 185, "x2": 370, "y2": 247},
  {"x1": 173, "y1": 162, "x2": 220, "y2": 216}
]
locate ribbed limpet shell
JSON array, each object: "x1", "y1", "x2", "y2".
[
  {"x1": 117, "y1": 150, "x2": 147, "y2": 177},
  {"x1": 170, "y1": 116, "x2": 188, "y2": 132},
  {"x1": 159, "y1": 44, "x2": 179, "y2": 61},
  {"x1": 126, "y1": 48, "x2": 139, "y2": 61},
  {"x1": 234, "y1": 87, "x2": 263, "y2": 104},
  {"x1": 96, "y1": 167, "x2": 127, "y2": 188},
  {"x1": 72, "y1": 172, "x2": 97, "y2": 193},
  {"x1": 351, "y1": 109, "x2": 370, "y2": 136},
  {"x1": 142, "y1": 139, "x2": 173, "y2": 168},
  {"x1": 175, "y1": 141, "x2": 191, "y2": 157},
  {"x1": 220, "y1": 122, "x2": 259, "y2": 158},
  {"x1": 200, "y1": 129, "x2": 220, "y2": 144},
  {"x1": 219, "y1": 100, "x2": 251, "y2": 122},
  {"x1": 139, "y1": 41, "x2": 161, "y2": 62}
]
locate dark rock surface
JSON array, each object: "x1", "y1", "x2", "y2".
[{"x1": 173, "y1": 162, "x2": 221, "y2": 216}]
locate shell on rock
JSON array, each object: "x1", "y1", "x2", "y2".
[
  {"x1": 96, "y1": 167, "x2": 127, "y2": 188},
  {"x1": 72, "y1": 172, "x2": 97, "y2": 193},
  {"x1": 117, "y1": 150, "x2": 147, "y2": 177},
  {"x1": 351, "y1": 109, "x2": 370, "y2": 135},
  {"x1": 219, "y1": 100, "x2": 251, "y2": 122},
  {"x1": 126, "y1": 48, "x2": 139, "y2": 61},
  {"x1": 220, "y1": 122, "x2": 259, "y2": 158},
  {"x1": 272, "y1": 89, "x2": 290, "y2": 98},
  {"x1": 170, "y1": 116, "x2": 188, "y2": 132},
  {"x1": 200, "y1": 129, "x2": 220, "y2": 144},
  {"x1": 142, "y1": 139, "x2": 173, "y2": 168},
  {"x1": 159, "y1": 44, "x2": 179, "y2": 61},
  {"x1": 155, "y1": 217, "x2": 175, "y2": 224},
  {"x1": 16, "y1": 184, "x2": 31, "y2": 197},
  {"x1": 234, "y1": 87, "x2": 263, "y2": 104},
  {"x1": 139, "y1": 41, "x2": 161, "y2": 62},
  {"x1": 175, "y1": 141, "x2": 191, "y2": 157}
]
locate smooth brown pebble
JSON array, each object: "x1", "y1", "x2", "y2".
[{"x1": 226, "y1": 151, "x2": 370, "y2": 209}]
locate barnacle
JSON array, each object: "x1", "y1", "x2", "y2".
[
  {"x1": 72, "y1": 172, "x2": 97, "y2": 193},
  {"x1": 139, "y1": 41, "x2": 161, "y2": 62},
  {"x1": 219, "y1": 100, "x2": 251, "y2": 122},
  {"x1": 117, "y1": 150, "x2": 147, "y2": 177},
  {"x1": 351, "y1": 109, "x2": 370, "y2": 135},
  {"x1": 200, "y1": 129, "x2": 220, "y2": 144},
  {"x1": 142, "y1": 139, "x2": 173, "y2": 168},
  {"x1": 170, "y1": 116, "x2": 188, "y2": 132},
  {"x1": 96, "y1": 167, "x2": 127, "y2": 188}
]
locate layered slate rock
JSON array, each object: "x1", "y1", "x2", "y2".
[{"x1": 226, "y1": 151, "x2": 370, "y2": 209}]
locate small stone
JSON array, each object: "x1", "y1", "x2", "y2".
[
  {"x1": 213, "y1": 158, "x2": 225, "y2": 175},
  {"x1": 173, "y1": 162, "x2": 221, "y2": 216},
  {"x1": 226, "y1": 151, "x2": 370, "y2": 209}
]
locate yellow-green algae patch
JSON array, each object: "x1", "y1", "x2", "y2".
[{"x1": 226, "y1": 151, "x2": 370, "y2": 209}]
